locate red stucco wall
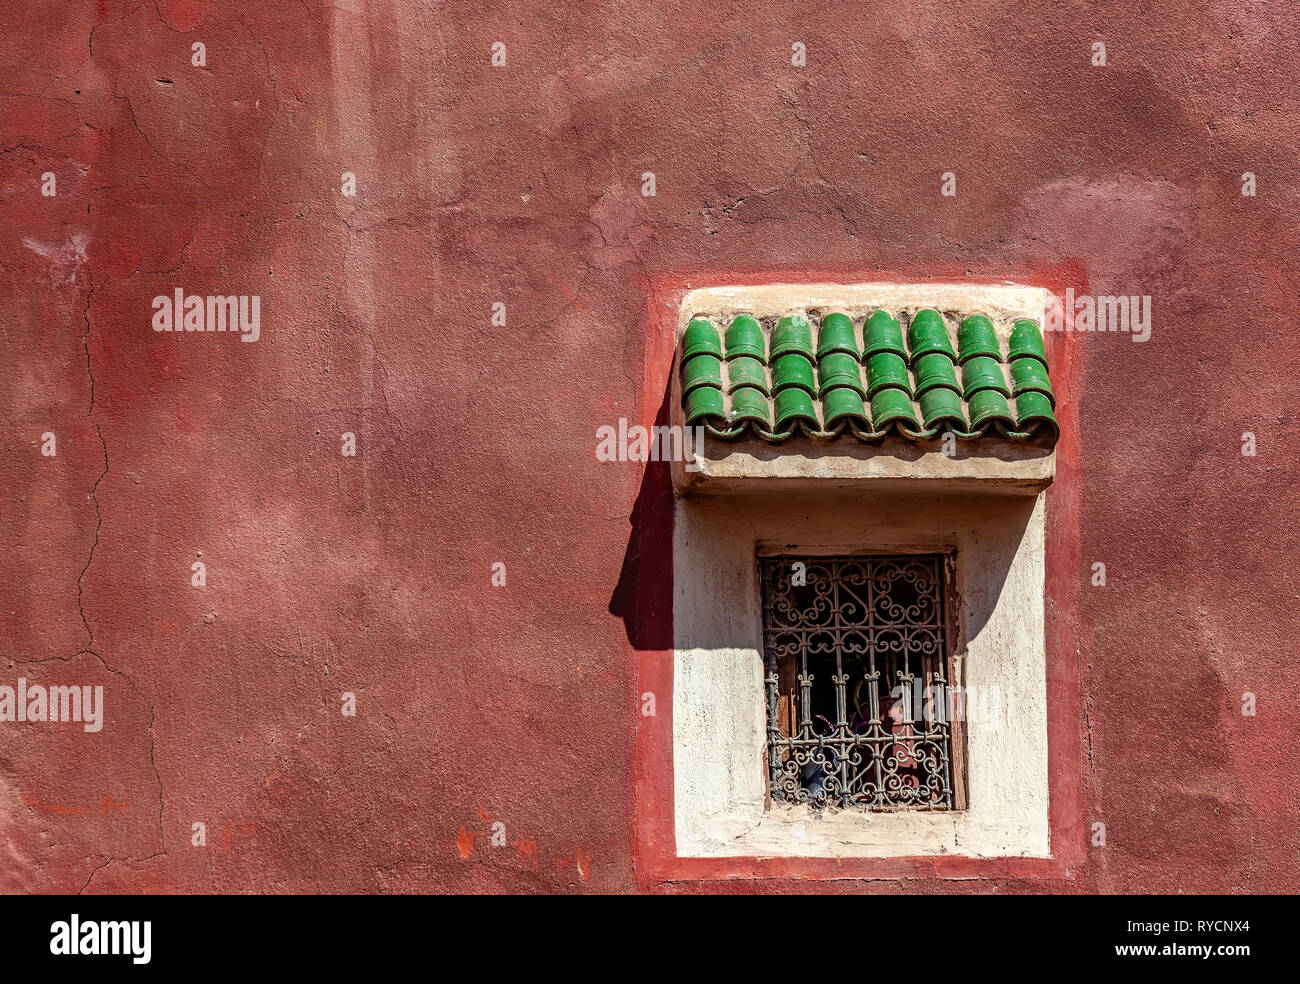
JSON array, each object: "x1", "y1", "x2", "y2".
[{"x1": 2, "y1": 1, "x2": 1297, "y2": 893}]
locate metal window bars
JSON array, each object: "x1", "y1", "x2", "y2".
[{"x1": 761, "y1": 554, "x2": 956, "y2": 810}]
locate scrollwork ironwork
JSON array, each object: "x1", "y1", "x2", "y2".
[{"x1": 762, "y1": 554, "x2": 955, "y2": 811}]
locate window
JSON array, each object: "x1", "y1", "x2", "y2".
[
  {"x1": 659, "y1": 283, "x2": 1055, "y2": 862},
  {"x1": 761, "y1": 553, "x2": 962, "y2": 811}
]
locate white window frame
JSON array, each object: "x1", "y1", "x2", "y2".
[{"x1": 672, "y1": 487, "x2": 1051, "y2": 859}]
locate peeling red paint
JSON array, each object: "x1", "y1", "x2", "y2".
[
  {"x1": 456, "y1": 827, "x2": 476, "y2": 860},
  {"x1": 512, "y1": 839, "x2": 538, "y2": 869},
  {"x1": 556, "y1": 846, "x2": 593, "y2": 880},
  {"x1": 21, "y1": 794, "x2": 128, "y2": 817}
]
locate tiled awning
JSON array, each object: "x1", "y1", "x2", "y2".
[{"x1": 679, "y1": 309, "x2": 1058, "y2": 446}]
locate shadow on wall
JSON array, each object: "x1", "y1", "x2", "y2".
[
  {"x1": 707, "y1": 434, "x2": 1055, "y2": 465},
  {"x1": 663, "y1": 486, "x2": 1037, "y2": 730},
  {"x1": 607, "y1": 376, "x2": 674, "y2": 651},
  {"x1": 929, "y1": 493, "x2": 1038, "y2": 650},
  {"x1": 608, "y1": 375, "x2": 1038, "y2": 658}
]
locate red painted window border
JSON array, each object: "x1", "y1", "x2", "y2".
[{"x1": 628, "y1": 265, "x2": 1087, "y2": 890}]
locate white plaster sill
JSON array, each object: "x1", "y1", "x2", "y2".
[
  {"x1": 680, "y1": 804, "x2": 1051, "y2": 860},
  {"x1": 674, "y1": 434, "x2": 1054, "y2": 496}
]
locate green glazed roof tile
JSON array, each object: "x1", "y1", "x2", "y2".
[
  {"x1": 919, "y1": 385, "x2": 966, "y2": 430},
  {"x1": 957, "y1": 314, "x2": 1002, "y2": 363},
  {"x1": 817, "y1": 351, "x2": 866, "y2": 398},
  {"x1": 770, "y1": 315, "x2": 815, "y2": 359},
  {"x1": 680, "y1": 351, "x2": 723, "y2": 394},
  {"x1": 726, "y1": 355, "x2": 769, "y2": 394},
  {"x1": 1009, "y1": 354, "x2": 1055, "y2": 406},
  {"x1": 913, "y1": 351, "x2": 961, "y2": 396},
  {"x1": 816, "y1": 312, "x2": 860, "y2": 358},
  {"x1": 684, "y1": 383, "x2": 725, "y2": 426},
  {"x1": 968, "y1": 388, "x2": 1016, "y2": 429},
  {"x1": 771, "y1": 352, "x2": 816, "y2": 394},
  {"x1": 681, "y1": 310, "x2": 1058, "y2": 445},
  {"x1": 682, "y1": 317, "x2": 723, "y2": 360},
  {"x1": 865, "y1": 351, "x2": 912, "y2": 397},
  {"x1": 724, "y1": 314, "x2": 765, "y2": 360},
  {"x1": 906, "y1": 309, "x2": 957, "y2": 364},
  {"x1": 774, "y1": 386, "x2": 819, "y2": 431},
  {"x1": 1008, "y1": 318, "x2": 1048, "y2": 365},
  {"x1": 822, "y1": 386, "x2": 870, "y2": 428},
  {"x1": 1014, "y1": 390, "x2": 1059, "y2": 441},
  {"x1": 870, "y1": 387, "x2": 921, "y2": 431},
  {"x1": 863, "y1": 310, "x2": 907, "y2": 359},
  {"x1": 961, "y1": 355, "x2": 1011, "y2": 399},
  {"x1": 728, "y1": 386, "x2": 770, "y2": 428}
]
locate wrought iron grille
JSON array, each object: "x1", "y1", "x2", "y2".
[{"x1": 761, "y1": 554, "x2": 955, "y2": 810}]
